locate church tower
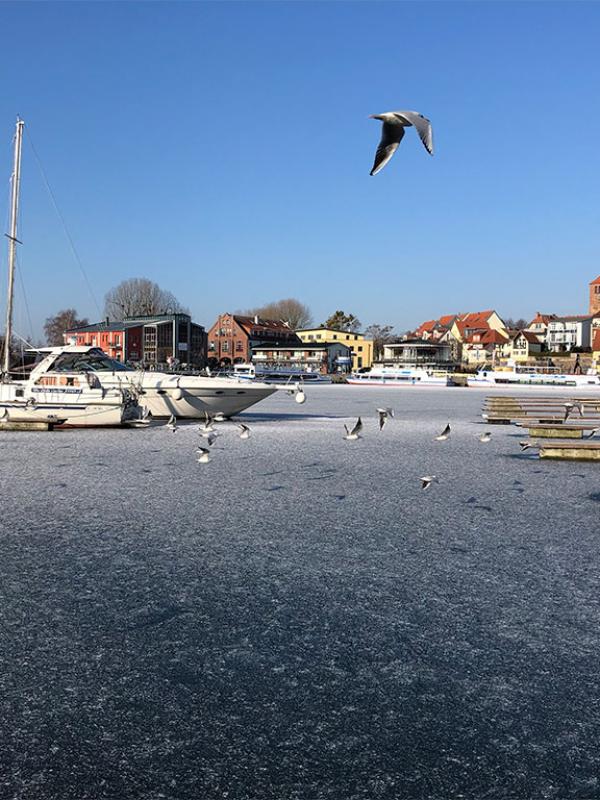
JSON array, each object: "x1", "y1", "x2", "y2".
[{"x1": 589, "y1": 276, "x2": 600, "y2": 315}]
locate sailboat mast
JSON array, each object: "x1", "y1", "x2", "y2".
[{"x1": 2, "y1": 117, "x2": 24, "y2": 376}]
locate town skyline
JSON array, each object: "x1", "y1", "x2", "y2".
[{"x1": 1, "y1": 2, "x2": 599, "y2": 342}]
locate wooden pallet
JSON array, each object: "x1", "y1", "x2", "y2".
[{"x1": 537, "y1": 441, "x2": 600, "y2": 461}]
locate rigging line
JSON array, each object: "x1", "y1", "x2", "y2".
[
  {"x1": 23, "y1": 126, "x2": 103, "y2": 318},
  {"x1": 15, "y1": 258, "x2": 34, "y2": 343}
]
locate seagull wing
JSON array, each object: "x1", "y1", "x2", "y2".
[
  {"x1": 370, "y1": 122, "x2": 404, "y2": 176},
  {"x1": 351, "y1": 417, "x2": 363, "y2": 436},
  {"x1": 378, "y1": 411, "x2": 386, "y2": 430},
  {"x1": 393, "y1": 110, "x2": 434, "y2": 155},
  {"x1": 441, "y1": 423, "x2": 451, "y2": 437},
  {"x1": 197, "y1": 447, "x2": 210, "y2": 456}
]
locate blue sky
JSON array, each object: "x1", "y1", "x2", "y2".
[{"x1": 1, "y1": 1, "x2": 599, "y2": 341}]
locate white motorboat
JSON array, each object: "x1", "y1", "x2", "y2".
[
  {"x1": 29, "y1": 346, "x2": 280, "y2": 418},
  {"x1": 231, "y1": 363, "x2": 333, "y2": 384},
  {"x1": 0, "y1": 354, "x2": 141, "y2": 427},
  {"x1": 0, "y1": 118, "x2": 142, "y2": 427},
  {"x1": 346, "y1": 365, "x2": 455, "y2": 387},
  {"x1": 467, "y1": 366, "x2": 600, "y2": 388}
]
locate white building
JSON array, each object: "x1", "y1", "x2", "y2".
[{"x1": 546, "y1": 316, "x2": 593, "y2": 352}]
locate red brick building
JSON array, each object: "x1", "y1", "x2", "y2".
[{"x1": 207, "y1": 313, "x2": 302, "y2": 366}]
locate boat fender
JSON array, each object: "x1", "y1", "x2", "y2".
[{"x1": 172, "y1": 388, "x2": 184, "y2": 400}]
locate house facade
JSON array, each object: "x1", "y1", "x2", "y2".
[
  {"x1": 381, "y1": 340, "x2": 454, "y2": 366},
  {"x1": 296, "y1": 328, "x2": 374, "y2": 371},
  {"x1": 251, "y1": 342, "x2": 353, "y2": 374},
  {"x1": 546, "y1": 316, "x2": 594, "y2": 352},
  {"x1": 502, "y1": 330, "x2": 544, "y2": 363},
  {"x1": 207, "y1": 314, "x2": 301, "y2": 366}
]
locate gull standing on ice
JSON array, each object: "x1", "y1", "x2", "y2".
[
  {"x1": 166, "y1": 414, "x2": 177, "y2": 432},
  {"x1": 343, "y1": 417, "x2": 363, "y2": 441},
  {"x1": 369, "y1": 110, "x2": 433, "y2": 176},
  {"x1": 197, "y1": 447, "x2": 211, "y2": 464},
  {"x1": 421, "y1": 475, "x2": 439, "y2": 490},
  {"x1": 376, "y1": 407, "x2": 394, "y2": 431},
  {"x1": 435, "y1": 423, "x2": 451, "y2": 441},
  {"x1": 478, "y1": 431, "x2": 492, "y2": 443},
  {"x1": 199, "y1": 411, "x2": 216, "y2": 433},
  {"x1": 519, "y1": 441, "x2": 533, "y2": 451}
]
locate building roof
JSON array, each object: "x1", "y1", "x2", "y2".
[
  {"x1": 548, "y1": 314, "x2": 595, "y2": 323},
  {"x1": 65, "y1": 320, "x2": 141, "y2": 333},
  {"x1": 296, "y1": 326, "x2": 367, "y2": 337},
  {"x1": 464, "y1": 329, "x2": 507, "y2": 346},
  {"x1": 512, "y1": 330, "x2": 541, "y2": 344},
  {"x1": 234, "y1": 315, "x2": 295, "y2": 335},
  {"x1": 590, "y1": 276, "x2": 600, "y2": 286},
  {"x1": 528, "y1": 312, "x2": 556, "y2": 326},
  {"x1": 252, "y1": 342, "x2": 351, "y2": 352}
]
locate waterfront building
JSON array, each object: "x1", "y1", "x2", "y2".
[
  {"x1": 207, "y1": 313, "x2": 301, "y2": 366},
  {"x1": 546, "y1": 316, "x2": 593, "y2": 352},
  {"x1": 502, "y1": 330, "x2": 545, "y2": 362},
  {"x1": 251, "y1": 342, "x2": 353, "y2": 374},
  {"x1": 526, "y1": 312, "x2": 557, "y2": 342},
  {"x1": 381, "y1": 339, "x2": 455, "y2": 367},
  {"x1": 295, "y1": 328, "x2": 374, "y2": 371},
  {"x1": 65, "y1": 313, "x2": 207, "y2": 368}
]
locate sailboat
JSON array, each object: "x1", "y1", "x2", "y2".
[{"x1": 0, "y1": 118, "x2": 143, "y2": 427}]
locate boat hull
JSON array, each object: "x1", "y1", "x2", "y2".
[{"x1": 100, "y1": 374, "x2": 279, "y2": 418}]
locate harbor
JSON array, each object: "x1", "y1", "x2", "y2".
[{"x1": 2, "y1": 384, "x2": 600, "y2": 798}]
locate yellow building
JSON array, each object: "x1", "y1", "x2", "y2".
[{"x1": 296, "y1": 328, "x2": 374, "y2": 371}]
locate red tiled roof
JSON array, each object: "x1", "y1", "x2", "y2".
[
  {"x1": 528, "y1": 312, "x2": 556, "y2": 326},
  {"x1": 464, "y1": 329, "x2": 507, "y2": 346},
  {"x1": 590, "y1": 275, "x2": 600, "y2": 286},
  {"x1": 438, "y1": 314, "x2": 457, "y2": 327},
  {"x1": 512, "y1": 330, "x2": 541, "y2": 344}
]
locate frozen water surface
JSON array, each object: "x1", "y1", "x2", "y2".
[{"x1": 1, "y1": 385, "x2": 600, "y2": 799}]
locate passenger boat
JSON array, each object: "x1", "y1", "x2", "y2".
[
  {"x1": 467, "y1": 365, "x2": 600, "y2": 388},
  {"x1": 28, "y1": 346, "x2": 280, "y2": 418},
  {"x1": 231, "y1": 363, "x2": 332, "y2": 384},
  {"x1": 0, "y1": 118, "x2": 142, "y2": 427},
  {"x1": 346, "y1": 365, "x2": 455, "y2": 386}
]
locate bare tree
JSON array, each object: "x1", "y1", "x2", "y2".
[
  {"x1": 104, "y1": 278, "x2": 188, "y2": 320},
  {"x1": 44, "y1": 309, "x2": 89, "y2": 346},
  {"x1": 241, "y1": 298, "x2": 313, "y2": 329},
  {"x1": 364, "y1": 324, "x2": 395, "y2": 360}
]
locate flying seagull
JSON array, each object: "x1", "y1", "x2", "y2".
[
  {"x1": 376, "y1": 407, "x2": 394, "y2": 431},
  {"x1": 197, "y1": 447, "x2": 211, "y2": 464},
  {"x1": 478, "y1": 432, "x2": 492, "y2": 443},
  {"x1": 435, "y1": 423, "x2": 451, "y2": 441},
  {"x1": 166, "y1": 414, "x2": 177, "y2": 432},
  {"x1": 344, "y1": 417, "x2": 363, "y2": 441},
  {"x1": 564, "y1": 402, "x2": 574, "y2": 421},
  {"x1": 519, "y1": 441, "x2": 533, "y2": 451},
  {"x1": 369, "y1": 110, "x2": 433, "y2": 176},
  {"x1": 421, "y1": 475, "x2": 439, "y2": 491},
  {"x1": 238, "y1": 423, "x2": 251, "y2": 440}
]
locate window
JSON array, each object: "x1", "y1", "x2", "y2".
[
  {"x1": 316, "y1": 334, "x2": 321, "y2": 339},
  {"x1": 222, "y1": 341, "x2": 229, "y2": 352},
  {"x1": 332, "y1": 334, "x2": 337, "y2": 340},
  {"x1": 346, "y1": 335, "x2": 349, "y2": 340},
  {"x1": 236, "y1": 342, "x2": 243, "y2": 352},
  {"x1": 358, "y1": 346, "x2": 363, "y2": 352}
]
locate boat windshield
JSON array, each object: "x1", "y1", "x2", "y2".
[{"x1": 51, "y1": 351, "x2": 133, "y2": 373}]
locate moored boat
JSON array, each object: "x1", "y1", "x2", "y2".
[
  {"x1": 346, "y1": 365, "x2": 455, "y2": 387},
  {"x1": 27, "y1": 346, "x2": 280, "y2": 418},
  {"x1": 467, "y1": 366, "x2": 600, "y2": 388}
]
